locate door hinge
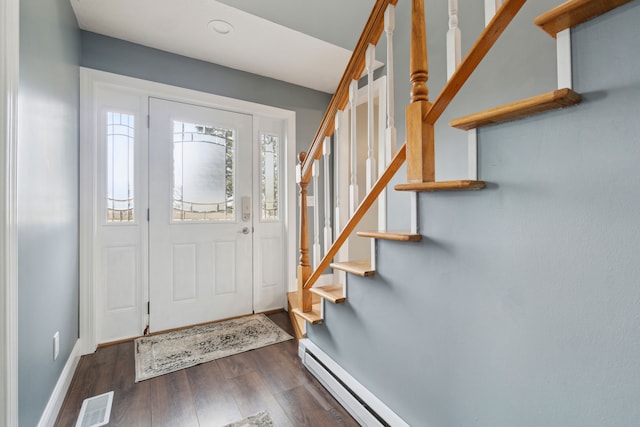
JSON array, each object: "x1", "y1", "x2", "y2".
[
  {"x1": 147, "y1": 208, "x2": 150, "y2": 222},
  {"x1": 147, "y1": 114, "x2": 150, "y2": 128},
  {"x1": 147, "y1": 301, "x2": 150, "y2": 314}
]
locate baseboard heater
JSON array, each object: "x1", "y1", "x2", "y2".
[{"x1": 298, "y1": 339, "x2": 409, "y2": 427}]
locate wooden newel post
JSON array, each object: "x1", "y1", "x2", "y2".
[
  {"x1": 406, "y1": 0, "x2": 435, "y2": 183},
  {"x1": 297, "y1": 152, "x2": 313, "y2": 313}
]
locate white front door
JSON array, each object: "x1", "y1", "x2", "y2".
[{"x1": 148, "y1": 98, "x2": 253, "y2": 332}]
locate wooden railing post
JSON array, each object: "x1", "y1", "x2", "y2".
[
  {"x1": 297, "y1": 152, "x2": 313, "y2": 312},
  {"x1": 406, "y1": 0, "x2": 435, "y2": 183}
]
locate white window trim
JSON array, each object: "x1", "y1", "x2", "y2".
[
  {"x1": 80, "y1": 68, "x2": 297, "y2": 353},
  {"x1": 1, "y1": 0, "x2": 20, "y2": 423}
]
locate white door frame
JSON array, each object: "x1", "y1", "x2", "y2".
[
  {"x1": 80, "y1": 68, "x2": 297, "y2": 353},
  {"x1": 1, "y1": 0, "x2": 20, "y2": 422}
]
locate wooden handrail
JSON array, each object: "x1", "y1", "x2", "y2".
[
  {"x1": 424, "y1": 0, "x2": 527, "y2": 125},
  {"x1": 300, "y1": 0, "x2": 398, "y2": 184},
  {"x1": 304, "y1": 142, "x2": 407, "y2": 289}
]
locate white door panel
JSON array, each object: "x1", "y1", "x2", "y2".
[{"x1": 149, "y1": 98, "x2": 253, "y2": 332}]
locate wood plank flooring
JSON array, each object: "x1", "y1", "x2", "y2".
[{"x1": 55, "y1": 312, "x2": 359, "y2": 427}]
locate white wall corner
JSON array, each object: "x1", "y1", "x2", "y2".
[
  {"x1": 37, "y1": 340, "x2": 82, "y2": 427},
  {"x1": 1, "y1": 0, "x2": 20, "y2": 423}
]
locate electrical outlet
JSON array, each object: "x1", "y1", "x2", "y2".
[{"x1": 53, "y1": 332, "x2": 59, "y2": 361}]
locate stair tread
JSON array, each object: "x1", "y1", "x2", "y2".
[
  {"x1": 535, "y1": 0, "x2": 633, "y2": 38},
  {"x1": 292, "y1": 307, "x2": 323, "y2": 325},
  {"x1": 395, "y1": 180, "x2": 486, "y2": 192},
  {"x1": 450, "y1": 89, "x2": 582, "y2": 131},
  {"x1": 357, "y1": 230, "x2": 422, "y2": 241},
  {"x1": 330, "y1": 259, "x2": 375, "y2": 277},
  {"x1": 310, "y1": 284, "x2": 346, "y2": 304}
]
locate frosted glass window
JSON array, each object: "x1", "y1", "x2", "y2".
[
  {"x1": 173, "y1": 121, "x2": 235, "y2": 221},
  {"x1": 260, "y1": 133, "x2": 279, "y2": 221},
  {"x1": 107, "y1": 112, "x2": 135, "y2": 222}
]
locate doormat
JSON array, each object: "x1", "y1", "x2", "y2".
[
  {"x1": 134, "y1": 314, "x2": 293, "y2": 382},
  {"x1": 223, "y1": 411, "x2": 275, "y2": 427}
]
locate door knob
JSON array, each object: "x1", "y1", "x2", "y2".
[{"x1": 240, "y1": 227, "x2": 250, "y2": 234}]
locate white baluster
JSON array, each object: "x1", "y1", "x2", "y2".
[
  {"x1": 378, "y1": 79, "x2": 388, "y2": 232},
  {"x1": 384, "y1": 5, "x2": 397, "y2": 163},
  {"x1": 447, "y1": 0, "x2": 462, "y2": 79},
  {"x1": 312, "y1": 160, "x2": 321, "y2": 269},
  {"x1": 349, "y1": 79, "x2": 359, "y2": 215},
  {"x1": 322, "y1": 137, "x2": 332, "y2": 257},
  {"x1": 366, "y1": 44, "x2": 377, "y2": 192},
  {"x1": 484, "y1": 0, "x2": 503, "y2": 26},
  {"x1": 334, "y1": 112, "x2": 342, "y2": 236}
]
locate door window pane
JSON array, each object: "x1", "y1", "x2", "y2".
[
  {"x1": 107, "y1": 112, "x2": 135, "y2": 222},
  {"x1": 173, "y1": 121, "x2": 235, "y2": 221},
  {"x1": 260, "y1": 133, "x2": 279, "y2": 221}
]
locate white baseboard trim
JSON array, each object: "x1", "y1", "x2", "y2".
[
  {"x1": 298, "y1": 338, "x2": 409, "y2": 427},
  {"x1": 37, "y1": 339, "x2": 82, "y2": 427}
]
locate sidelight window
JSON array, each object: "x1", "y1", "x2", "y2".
[
  {"x1": 260, "y1": 133, "x2": 279, "y2": 221},
  {"x1": 106, "y1": 112, "x2": 135, "y2": 222}
]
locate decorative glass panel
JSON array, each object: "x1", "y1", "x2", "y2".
[
  {"x1": 173, "y1": 121, "x2": 235, "y2": 221},
  {"x1": 107, "y1": 112, "x2": 135, "y2": 222},
  {"x1": 260, "y1": 133, "x2": 279, "y2": 221}
]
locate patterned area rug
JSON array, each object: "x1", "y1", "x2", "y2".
[
  {"x1": 134, "y1": 314, "x2": 293, "y2": 382},
  {"x1": 224, "y1": 411, "x2": 275, "y2": 427}
]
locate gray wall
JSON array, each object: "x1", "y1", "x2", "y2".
[
  {"x1": 308, "y1": 1, "x2": 640, "y2": 426},
  {"x1": 18, "y1": 0, "x2": 80, "y2": 425},
  {"x1": 80, "y1": 31, "x2": 332, "y2": 157}
]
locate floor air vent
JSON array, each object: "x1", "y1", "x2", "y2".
[{"x1": 75, "y1": 391, "x2": 114, "y2": 427}]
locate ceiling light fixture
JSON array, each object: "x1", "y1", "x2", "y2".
[{"x1": 208, "y1": 19, "x2": 233, "y2": 35}]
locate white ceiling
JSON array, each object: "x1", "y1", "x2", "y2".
[{"x1": 70, "y1": 0, "x2": 361, "y2": 93}]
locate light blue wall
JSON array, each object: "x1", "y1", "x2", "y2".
[
  {"x1": 18, "y1": 0, "x2": 80, "y2": 425},
  {"x1": 308, "y1": 1, "x2": 640, "y2": 426},
  {"x1": 80, "y1": 31, "x2": 332, "y2": 156}
]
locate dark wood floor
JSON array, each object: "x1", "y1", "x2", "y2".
[{"x1": 55, "y1": 312, "x2": 359, "y2": 426}]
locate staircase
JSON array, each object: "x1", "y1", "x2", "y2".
[{"x1": 289, "y1": 0, "x2": 631, "y2": 338}]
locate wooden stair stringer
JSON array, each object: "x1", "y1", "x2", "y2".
[
  {"x1": 535, "y1": 0, "x2": 633, "y2": 38},
  {"x1": 450, "y1": 89, "x2": 582, "y2": 131},
  {"x1": 330, "y1": 259, "x2": 375, "y2": 277}
]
